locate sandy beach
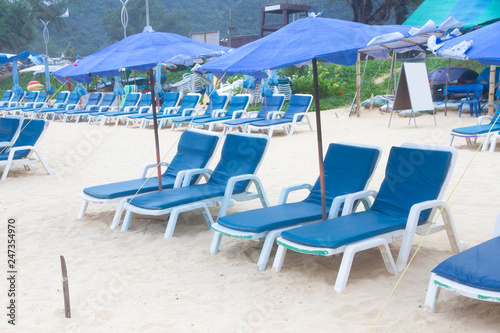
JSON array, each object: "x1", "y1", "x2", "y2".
[{"x1": 1, "y1": 107, "x2": 500, "y2": 332}]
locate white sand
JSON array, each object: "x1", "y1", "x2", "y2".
[{"x1": 2, "y1": 108, "x2": 500, "y2": 332}]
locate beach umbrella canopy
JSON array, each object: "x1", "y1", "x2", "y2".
[
  {"x1": 428, "y1": 67, "x2": 478, "y2": 83},
  {"x1": 201, "y1": 17, "x2": 412, "y2": 220},
  {"x1": 0, "y1": 51, "x2": 30, "y2": 97},
  {"x1": 53, "y1": 30, "x2": 231, "y2": 83},
  {"x1": 431, "y1": 20, "x2": 500, "y2": 65}
]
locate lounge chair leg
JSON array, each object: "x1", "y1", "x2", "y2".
[
  {"x1": 439, "y1": 203, "x2": 466, "y2": 253},
  {"x1": 210, "y1": 232, "x2": 222, "y2": 255},
  {"x1": 111, "y1": 199, "x2": 127, "y2": 229},
  {"x1": 423, "y1": 273, "x2": 440, "y2": 313},
  {"x1": 490, "y1": 135, "x2": 498, "y2": 153},
  {"x1": 257, "y1": 230, "x2": 282, "y2": 271},
  {"x1": 121, "y1": 210, "x2": 134, "y2": 231},
  {"x1": 448, "y1": 135, "x2": 454, "y2": 146},
  {"x1": 272, "y1": 245, "x2": 287, "y2": 273},
  {"x1": 164, "y1": 208, "x2": 181, "y2": 238},
  {"x1": 78, "y1": 201, "x2": 89, "y2": 219}
]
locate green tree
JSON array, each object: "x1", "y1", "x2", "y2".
[
  {"x1": 103, "y1": 0, "x2": 192, "y2": 42},
  {"x1": 0, "y1": 0, "x2": 36, "y2": 52}
]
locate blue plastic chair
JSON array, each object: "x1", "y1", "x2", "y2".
[
  {"x1": 449, "y1": 106, "x2": 500, "y2": 150},
  {"x1": 168, "y1": 94, "x2": 228, "y2": 130},
  {"x1": 121, "y1": 133, "x2": 270, "y2": 238},
  {"x1": 223, "y1": 94, "x2": 285, "y2": 134},
  {"x1": 141, "y1": 93, "x2": 205, "y2": 129},
  {"x1": 272, "y1": 143, "x2": 465, "y2": 293},
  {"x1": 211, "y1": 142, "x2": 381, "y2": 271},
  {"x1": 0, "y1": 119, "x2": 53, "y2": 180},
  {"x1": 79, "y1": 129, "x2": 222, "y2": 227},
  {"x1": 424, "y1": 215, "x2": 500, "y2": 313},
  {"x1": 246, "y1": 94, "x2": 313, "y2": 137},
  {"x1": 190, "y1": 94, "x2": 251, "y2": 131},
  {"x1": 459, "y1": 84, "x2": 483, "y2": 117}
]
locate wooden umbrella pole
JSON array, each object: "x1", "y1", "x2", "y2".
[
  {"x1": 148, "y1": 69, "x2": 163, "y2": 190},
  {"x1": 356, "y1": 53, "x2": 361, "y2": 117},
  {"x1": 489, "y1": 65, "x2": 496, "y2": 116},
  {"x1": 312, "y1": 58, "x2": 327, "y2": 221},
  {"x1": 60, "y1": 256, "x2": 71, "y2": 318},
  {"x1": 444, "y1": 58, "x2": 451, "y2": 116}
]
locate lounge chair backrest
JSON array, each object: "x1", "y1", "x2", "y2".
[
  {"x1": 162, "y1": 130, "x2": 221, "y2": 182},
  {"x1": 23, "y1": 91, "x2": 39, "y2": 103},
  {"x1": 86, "y1": 92, "x2": 103, "y2": 107},
  {"x1": 120, "y1": 93, "x2": 140, "y2": 110},
  {"x1": 305, "y1": 143, "x2": 381, "y2": 207},
  {"x1": 207, "y1": 133, "x2": 269, "y2": 193},
  {"x1": 0, "y1": 117, "x2": 22, "y2": 145},
  {"x1": 371, "y1": 146, "x2": 454, "y2": 224},
  {"x1": 100, "y1": 93, "x2": 116, "y2": 106},
  {"x1": 1, "y1": 91, "x2": 13, "y2": 104},
  {"x1": 283, "y1": 94, "x2": 313, "y2": 121},
  {"x1": 11, "y1": 119, "x2": 48, "y2": 159},
  {"x1": 256, "y1": 94, "x2": 285, "y2": 118},
  {"x1": 35, "y1": 91, "x2": 46, "y2": 103},
  {"x1": 178, "y1": 94, "x2": 201, "y2": 114},
  {"x1": 137, "y1": 93, "x2": 152, "y2": 108},
  {"x1": 202, "y1": 94, "x2": 228, "y2": 116},
  {"x1": 490, "y1": 107, "x2": 500, "y2": 125},
  {"x1": 54, "y1": 91, "x2": 70, "y2": 104},
  {"x1": 65, "y1": 93, "x2": 80, "y2": 109},
  {"x1": 161, "y1": 92, "x2": 180, "y2": 109},
  {"x1": 225, "y1": 95, "x2": 250, "y2": 117}
]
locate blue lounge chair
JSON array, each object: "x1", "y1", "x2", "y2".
[
  {"x1": 0, "y1": 90, "x2": 14, "y2": 107},
  {"x1": 141, "y1": 93, "x2": 205, "y2": 129},
  {"x1": 79, "y1": 129, "x2": 222, "y2": 226},
  {"x1": 121, "y1": 133, "x2": 270, "y2": 238},
  {"x1": 68, "y1": 93, "x2": 117, "y2": 123},
  {"x1": 223, "y1": 94, "x2": 285, "y2": 134},
  {"x1": 0, "y1": 116, "x2": 23, "y2": 149},
  {"x1": 126, "y1": 92, "x2": 180, "y2": 127},
  {"x1": 34, "y1": 92, "x2": 79, "y2": 119},
  {"x1": 189, "y1": 94, "x2": 251, "y2": 131},
  {"x1": 211, "y1": 142, "x2": 381, "y2": 271},
  {"x1": 56, "y1": 92, "x2": 103, "y2": 121},
  {"x1": 88, "y1": 93, "x2": 141, "y2": 125},
  {"x1": 449, "y1": 106, "x2": 500, "y2": 150},
  {"x1": 272, "y1": 143, "x2": 465, "y2": 293},
  {"x1": 246, "y1": 94, "x2": 313, "y2": 137},
  {"x1": 110, "y1": 93, "x2": 152, "y2": 125},
  {"x1": 169, "y1": 94, "x2": 228, "y2": 130},
  {"x1": 424, "y1": 215, "x2": 500, "y2": 313},
  {"x1": 0, "y1": 119, "x2": 53, "y2": 181},
  {"x1": 1, "y1": 91, "x2": 39, "y2": 116},
  {"x1": 16, "y1": 91, "x2": 47, "y2": 116}
]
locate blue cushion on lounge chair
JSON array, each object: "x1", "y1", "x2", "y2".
[
  {"x1": 192, "y1": 95, "x2": 249, "y2": 124},
  {"x1": 169, "y1": 94, "x2": 227, "y2": 123},
  {"x1": 128, "y1": 133, "x2": 268, "y2": 209},
  {"x1": 432, "y1": 236, "x2": 500, "y2": 292},
  {"x1": 0, "y1": 119, "x2": 46, "y2": 160},
  {"x1": 217, "y1": 143, "x2": 380, "y2": 232},
  {"x1": 452, "y1": 124, "x2": 500, "y2": 135},
  {"x1": 281, "y1": 146, "x2": 452, "y2": 248},
  {"x1": 83, "y1": 130, "x2": 219, "y2": 199},
  {"x1": 0, "y1": 117, "x2": 21, "y2": 143},
  {"x1": 225, "y1": 95, "x2": 285, "y2": 126},
  {"x1": 144, "y1": 94, "x2": 205, "y2": 120},
  {"x1": 248, "y1": 94, "x2": 312, "y2": 127}
]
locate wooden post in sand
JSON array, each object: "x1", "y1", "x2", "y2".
[
  {"x1": 356, "y1": 53, "x2": 361, "y2": 117},
  {"x1": 489, "y1": 66, "x2": 496, "y2": 116},
  {"x1": 60, "y1": 255, "x2": 71, "y2": 318}
]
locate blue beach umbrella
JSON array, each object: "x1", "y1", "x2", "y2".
[
  {"x1": 154, "y1": 64, "x2": 164, "y2": 98},
  {"x1": 74, "y1": 83, "x2": 88, "y2": 96},
  {"x1": 201, "y1": 17, "x2": 412, "y2": 220},
  {"x1": 113, "y1": 76, "x2": 125, "y2": 96},
  {"x1": 0, "y1": 51, "x2": 30, "y2": 98}
]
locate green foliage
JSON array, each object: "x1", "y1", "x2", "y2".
[{"x1": 0, "y1": 0, "x2": 36, "y2": 53}]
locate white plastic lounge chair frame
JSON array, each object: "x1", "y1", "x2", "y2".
[
  {"x1": 87, "y1": 93, "x2": 141, "y2": 125},
  {"x1": 272, "y1": 143, "x2": 465, "y2": 293},
  {"x1": 141, "y1": 93, "x2": 202, "y2": 129},
  {"x1": 121, "y1": 133, "x2": 271, "y2": 238},
  {"x1": 210, "y1": 142, "x2": 382, "y2": 271},
  {"x1": 125, "y1": 93, "x2": 180, "y2": 128},
  {"x1": 424, "y1": 215, "x2": 500, "y2": 313},
  {"x1": 78, "y1": 129, "x2": 223, "y2": 226},
  {"x1": 449, "y1": 114, "x2": 499, "y2": 151},
  {"x1": 1, "y1": 119, "x2": 54, "y2": 181},
  {"x1": 188, "y1": 94, "x2": 251, "y2": 132},
  {"x1": 246, "y1": 94, "x2": 314, "y2": 137},
  {"x1": 168, "y1": 93, "x2": 223, "y2": 130}
]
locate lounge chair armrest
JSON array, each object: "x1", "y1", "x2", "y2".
[
  {"x1": 161, "y1": 106, "x2": 178, "y2": 115},
  {"x1": 231, "y1": 110, "x2": 246, "y2": 119},
  {"x1": 138, "y1": 106, "x2": 151, "y2": 114},
  {"x1": 277, "y1": 183, "x2": 313, "y2": 204},
  {"x1": 213, "y1": 109, "x2": 226, "y2": 117},
  {"x1": 140, "y1": 162, "x2": 169, "y2": 178},
  {"x1": 182, "y1": 108, "x2": 198, "y2": 116},
  {"x1": 269, "y1": 111, "x2": 284, "y2": 119},
  {"x1": 292, "y1": 112, "x2": 308, "y2": 121},
  {"x1": 109, "y1": 106, "x2": 119, "y2": 111},
  {"x1": 99, "y1": 105, "x2": 112, "y2": 112},
  {"x1": 406, "y1": 199, "x2": 446, "y2": 229},
  {"x1": 247, "y1": 111, "x2": 259, "y2": 117},
  {"x1": 122, "y1": 106, "x2": 136, "y2": 112},
  {"x1": 342, "y1": 190, "x2": 378, "y2": 216},
  {"x1": 177, "y1": 168, "x2": 213, "y2": 187},
  {"x1": 85, "y1": 104, "x2": 99, "y2": 111},
  {"x1": 65, "y1": 103, "x2": 79, "y2": 110},
  {"x1": 33, "y1": 102, "x2": 45, "y2": 108},
  {"x1": 477, "y1": 115, "x2": 492, "y2": 125},
  {"x1": 219, "y1": 174, "x2": 268, "y2": 217}
]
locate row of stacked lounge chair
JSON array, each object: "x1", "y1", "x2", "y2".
[{"x1": 0, "y1": 89, "x2": 315, "y2": 138}]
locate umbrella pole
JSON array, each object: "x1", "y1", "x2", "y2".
[
  {"x1": 445, "y1": 58, "x2": 450, "y2": 116},
  {"x1": 312, "y1": 58, "x2": 327, "y2": 221},
  {"x1": 148, "y1": 69, "x2": 163, "y2": 190}
]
